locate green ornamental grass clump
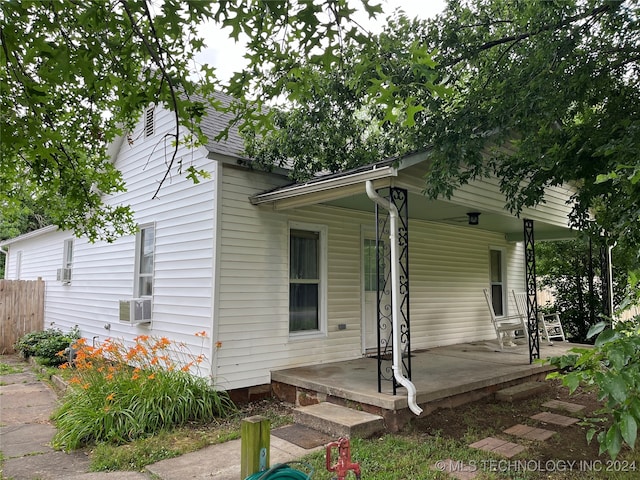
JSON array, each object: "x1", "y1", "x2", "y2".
[{"x1": 51, "y1": 333, "x2": 235, "y2": 450}]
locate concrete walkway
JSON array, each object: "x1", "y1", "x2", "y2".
[{"x1": 0, "y1": 356, "x2": 320, "y2": 480}]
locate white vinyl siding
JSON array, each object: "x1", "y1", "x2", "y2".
[
  {"x1": 215, "y1": 166, "x2": 527, "y2": 390},
  {"x1": 4, "y1": 125, "x2": 572, "y2": 392},
  {"x1": 399, "y1": 163, "x2": 575, "y2": 229},
  {"x1": 407, "y1": 220, "x2": 522, "y2": 348},
  {"x1": 2, "y1": 107, "x2": 218, "y2": 379}
]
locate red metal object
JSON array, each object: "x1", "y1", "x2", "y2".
[{"x1": 326, "y1": 437, "x2": 361, "y2": 480}]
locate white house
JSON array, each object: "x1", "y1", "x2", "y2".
[{"x1": 1, "y1": 96, "x2": 578, "y2": 400}]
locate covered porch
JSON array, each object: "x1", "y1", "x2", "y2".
[{"x1": 271, "y1": 340, "x2": 582, "y2": 429}]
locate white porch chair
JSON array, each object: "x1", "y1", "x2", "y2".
[
  {"x1": 482, "y1": 288, "x2": 528, "y2": 350},
  {"x1": 512, "y1": 290, "x2": 567, "y2": 344}
]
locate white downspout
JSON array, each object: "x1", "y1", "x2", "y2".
[{"x1": 365, "y1": 181, "x2": 423, "y2": 416}]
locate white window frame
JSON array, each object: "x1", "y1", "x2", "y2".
[
  {"x1": 63, "y1": 239, "x2": 74, "y2": 269},
  {"x1": 489, "y1": 247, "x2": 507, "y2": 317},
  {"x1": 134, "y1": 223, "x2": 155, "y2": 298},
  {"x1": 288, "y1": 222, "x2": 328, "y2": 339}
]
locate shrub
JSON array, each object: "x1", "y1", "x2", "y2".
[
  {"x1": 15, "y1": 327, "x2": 80, "y2": 365},
  {"x1": 51, "y1": 334, "x2": 235, "y2": 450},
  {"x1": 548, "y1": 318, "x2": 640, "y2": 459}
]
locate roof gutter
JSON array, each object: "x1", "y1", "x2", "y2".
[
  {"x1": 0, "y1": 225, "x2": 58, "y2": 247},
  {"x1": 250, "y1": 165, "x2": 397, "y2": 206}
]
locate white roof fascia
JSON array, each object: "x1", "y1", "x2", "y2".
[
  {"x1": 250, "y1": 165, "x2": 398, "y2": 206},
  {"x1": 106, "y1": 133, "x2": 126, "y2": 164},
  {"x1": 0, "y1": 225, "x2": 59, "y2": 247}
]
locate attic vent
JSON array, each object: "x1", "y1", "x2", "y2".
[{"x1": 144, "y1": 105, "x2": 155, "y2": 138}]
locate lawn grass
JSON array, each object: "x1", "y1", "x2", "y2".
[
  {"x1": 88, "y1": 398, "x2": 293, "y2": 472},
  {"x1": 0, "y1": 362, "x2": 23, "y2": 375},
  {"x1": 8, "y1": 354, "x2": 636, "y2": 479},
  {"x1": 85, "y1": 379, "x2": 640, "y2": 479}
]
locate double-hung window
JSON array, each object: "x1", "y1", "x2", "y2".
[
  {"x1": 135, "y1": 224, "x2": 155, "y2": 297},
  {"x1": 490, "y1": 248, "x2": 505, "y2": 316},
  {"x1": 289, "y1": 223, "x2": 327, "y2": 335},
  {"x1": 63, "y1": 239, "x2": 73, "y2": 269},
  {"x1": 57, "y1": 239, "x2": 74, "y2": 284}
]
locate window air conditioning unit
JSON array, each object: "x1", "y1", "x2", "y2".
[
  {"x1": 56, "y1": 267, "x2": 72, "y2": 283},
  {"x1": 119, "y1": 298, "x2": 152, "y2": 324}
]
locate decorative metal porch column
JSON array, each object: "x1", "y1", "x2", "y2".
[
  {"x1": 523, "y1": 219, "x2": 540, "y2": 363},
  {"x1": 600, "y1": 242, "x2": 612, "y2": 319},
  {"x1": 375, "y1": 187, "x2": 412, "y2": 394}
]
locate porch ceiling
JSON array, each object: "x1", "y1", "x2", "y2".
[{"x1": 325, "y1": 192, "x2": 577, "y2": 242}]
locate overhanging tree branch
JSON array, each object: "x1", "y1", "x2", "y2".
[{"x1": 447, "y1": 3, "x2": 613, "y2": 66}]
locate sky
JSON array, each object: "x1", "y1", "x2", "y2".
[{"x1": 195, "y1": 0, "x2": 446, "y2": 84}]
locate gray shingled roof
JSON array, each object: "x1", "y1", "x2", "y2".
[{"x1": 198, "y1": 91, "x2": 246, "y2": 158}]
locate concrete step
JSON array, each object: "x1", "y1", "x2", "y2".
[
  {"x1": 293, "y1": 402, "x2": 384, "y2": 439},
  {"x1": 495, "y1": 381, "x2": 548, "y2": 402}
]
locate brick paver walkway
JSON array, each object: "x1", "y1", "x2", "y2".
[
  {"x1": 459, "y1": 396, "x2": 587, "y2": 478},
  {"x1": 542, "y1": 400, "x2": 586, "y2": 413},
  {"x1": 503, "y1": 424, "x2": 556, "y2": 441},
  {"x1": 469, "y1": 437, "x2": 526, "y2": 458},
  {"x1": 530, "y1": 411, "x2": 579, "y2": 426}
]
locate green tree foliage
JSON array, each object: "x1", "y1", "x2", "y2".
[
  {"x1": 245, "y1": 13, "x2": 447, "y2": 179},
  {"x1": 0, "y1": 0, "x2": 382, "y2": 242},
  {"x1": 536, "y1": 237, "x2": 637, "y2": 343},
  {"x1": 549, "y1": 320, "x2": 640, "y2": 459},
  {"x1": 536, "y1": 239, "x2": 605, "y2": 343},
  {"x1": 247, "y1": 0, "x2": 639, "y2": 279},
  {"x1": 246, "y1": 1, "x2": 640, "y2": 459}
]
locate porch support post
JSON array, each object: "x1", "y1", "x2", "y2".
[
  {"x1": 391, "y1": 187, "x2": 412, "y2": 391},
  {"x1": 374, "y1": 187, "x2": 411, "y2": 394},
  {"x1": 600, "y1": 241, "x2": 613, "y2": 319},
  {"x1": 523, "y1": 219, "x2": 540, "y2": 363},
  {"x1": 375, "y1": 201, "x2": 384, "y2": 394}
]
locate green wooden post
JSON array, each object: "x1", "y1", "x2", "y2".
[{"x1": 240, "y1": 415, "x2": 270, "y2": 479}]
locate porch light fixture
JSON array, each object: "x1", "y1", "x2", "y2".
[{"x1": 467, "y1": 212, "x2": 481, "y2": 225}]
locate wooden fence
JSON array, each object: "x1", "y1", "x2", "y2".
[{"x1": 0, "y1": 279, "x2": 45, "y2": 354}]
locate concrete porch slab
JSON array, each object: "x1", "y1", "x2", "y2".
[{"x1": 272, "y1": 341, "x2": 581, "y2": 414}]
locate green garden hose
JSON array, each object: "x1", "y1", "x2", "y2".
[{"x1": 244, "y1": 462, "x2": 314, "y2": 480}]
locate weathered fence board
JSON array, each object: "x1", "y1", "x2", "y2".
[{"x1": 0, "y1": 279, "x2": 45, "y2": 354}]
